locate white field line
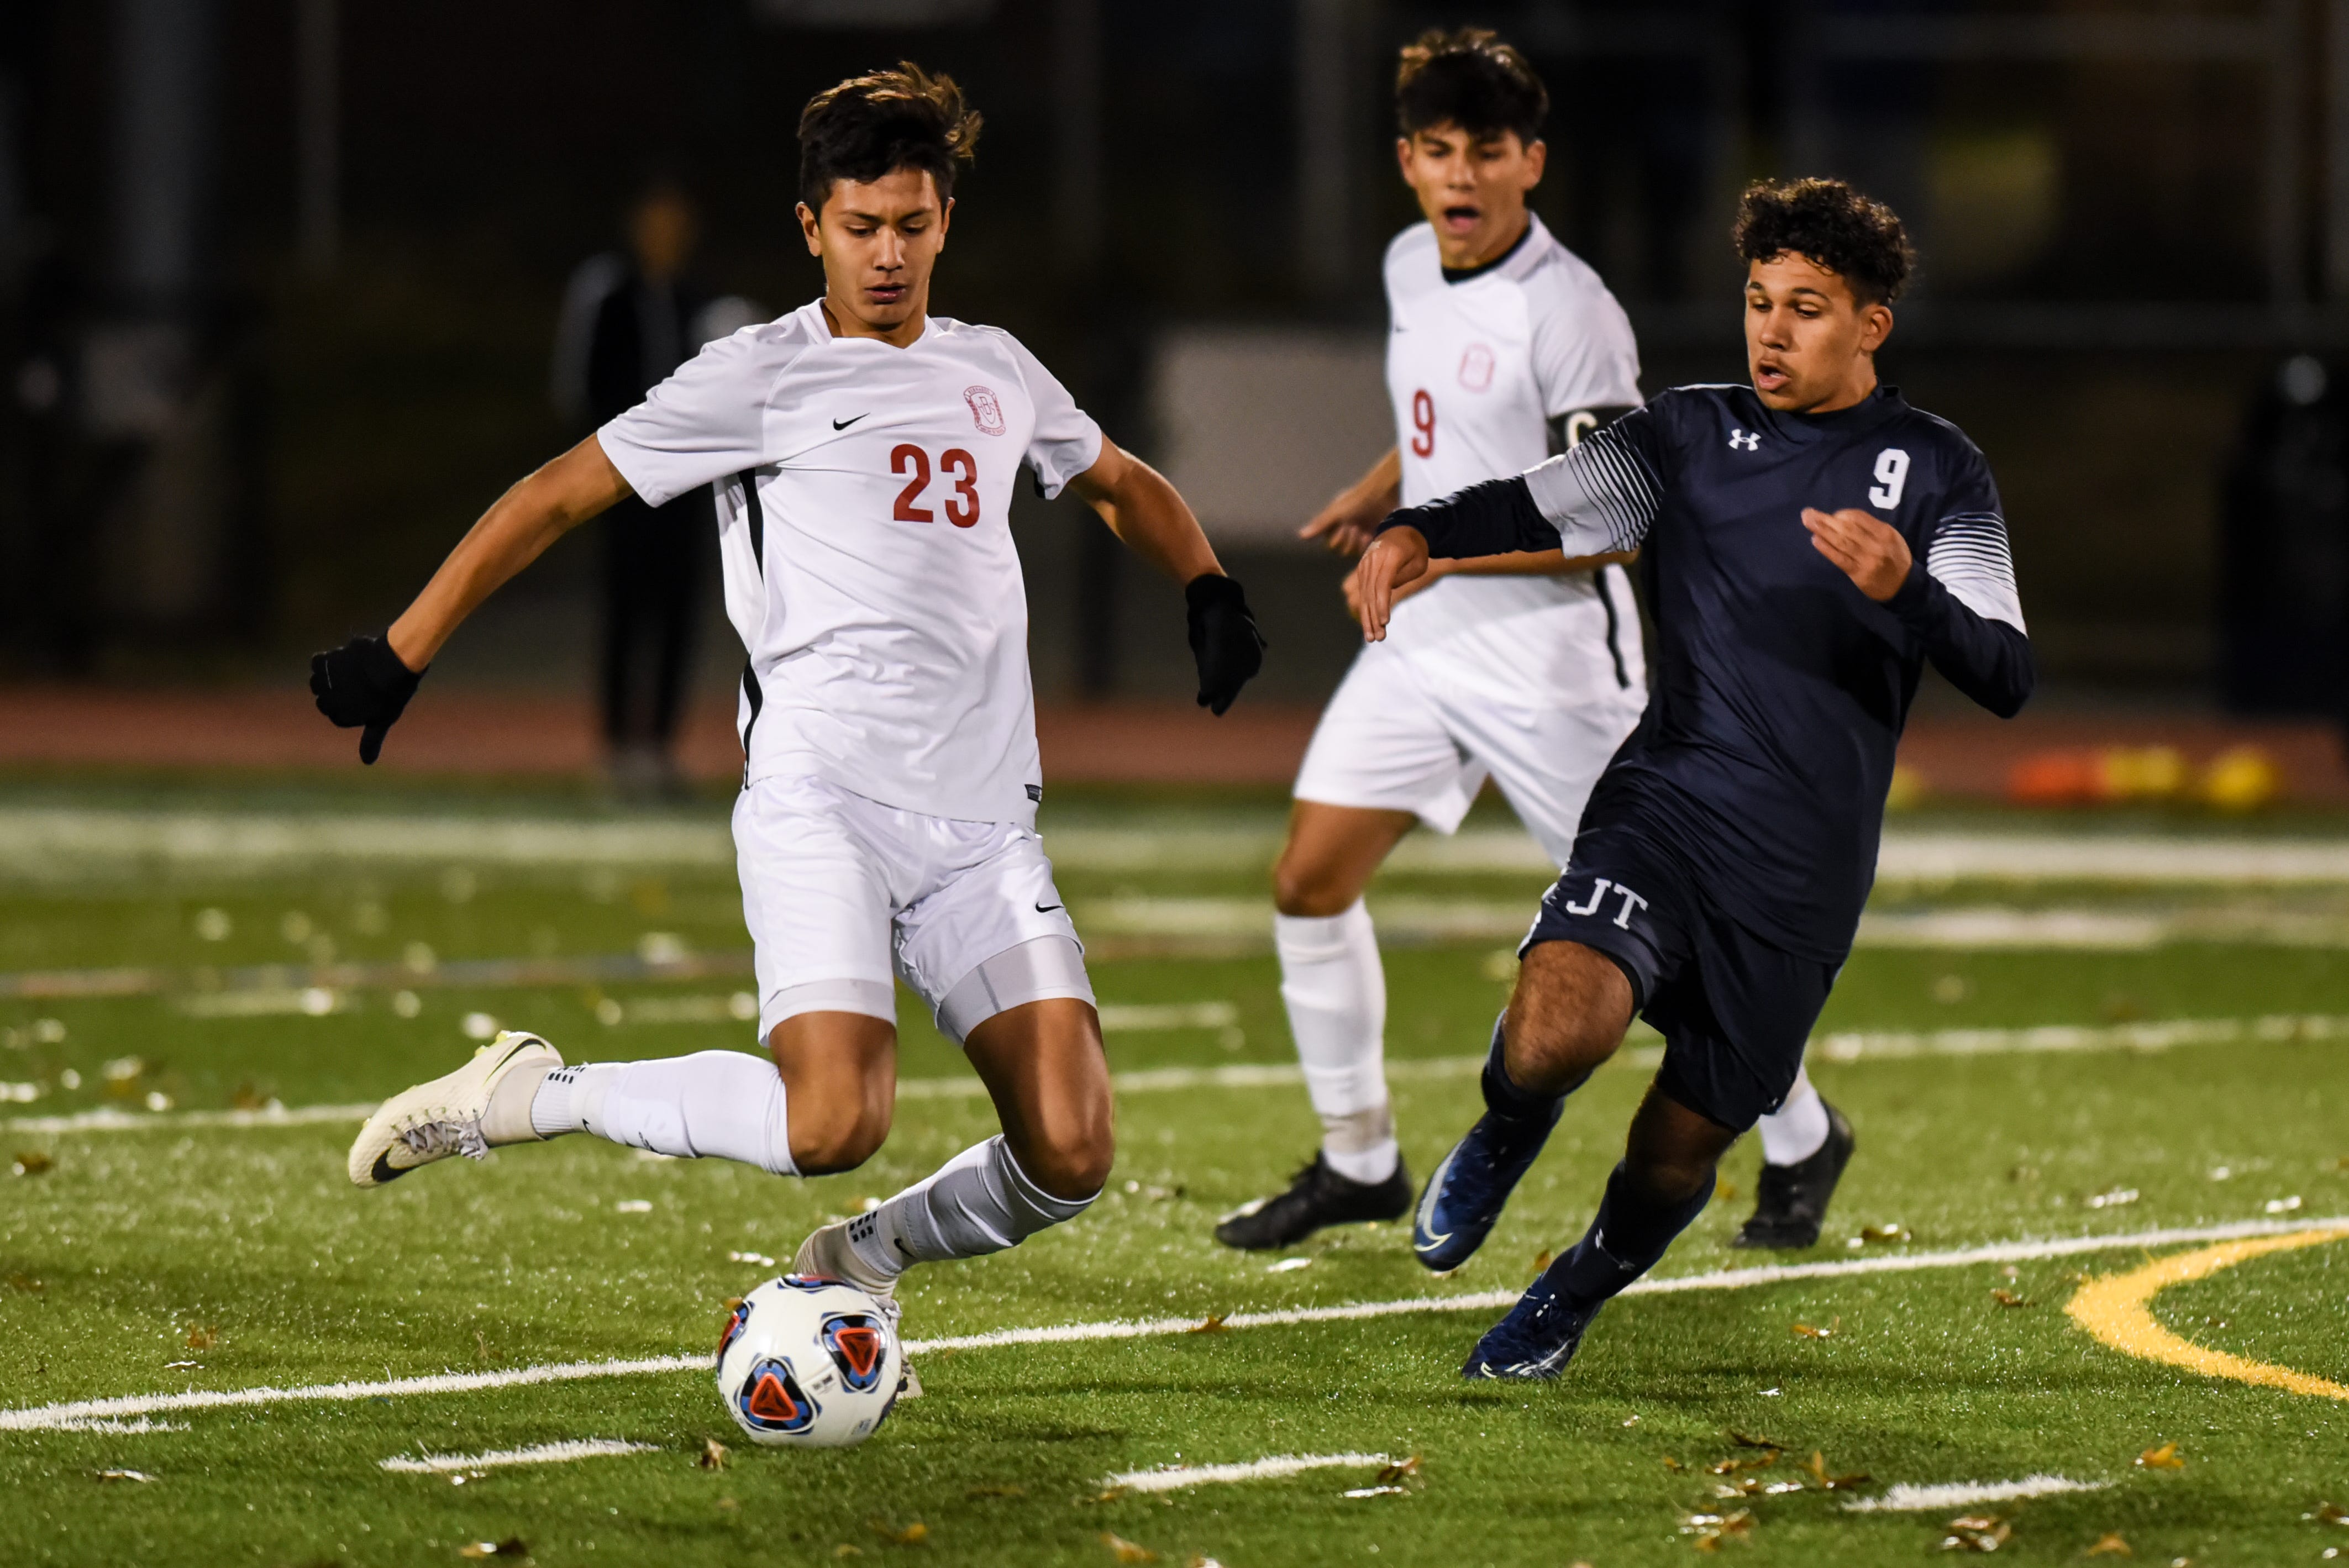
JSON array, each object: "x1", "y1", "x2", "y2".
[
  {"x1": 3, "y1": 1216, "x2": 2335, "y2": 1436},
  {"x1": 1840, "y1": 1475, "x2": 2111, "y2": 1513},
  {"x1": 12, "y1": 1012, "x2": 2345, "y2": 1136},
  {"x1": 4, "y1": 808, "x2": 2348, "y2": 885},
  {"x1": 1105, "y1": 1452, "x2": 1392, "y2": 1493},
  {"x1": 379, "y1": 1438, "x2": 659, "y2": 1475},
  {"x1": 1084, "y1": 897, "x2": 2349, "y2": 952}
]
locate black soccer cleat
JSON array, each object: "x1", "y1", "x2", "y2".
[
  {"x1": 1213, "y1": 1151, "x2": 1413, "y2": 1251},
  {"x1": 1732, "y1": 1099, "x2": 1856, "y2": 1250}
]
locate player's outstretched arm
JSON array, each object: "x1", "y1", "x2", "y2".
[
  {"x1": 1298, "y1": 448, "x2": 1401, "y2": 556},
  {"x1": 309, "y1": 436, "x2": 633, "y2": 764},
  {"x1": 1068, "y1": 439, "x2": 1265, "y2": 714}
]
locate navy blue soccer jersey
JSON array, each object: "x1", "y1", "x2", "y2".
[{"x1": 1383, "y1": 382, "x2": 2033, "y2": 960}]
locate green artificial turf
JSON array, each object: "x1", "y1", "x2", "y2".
[{"x1": 1, "y1": 790, "x2": 2347, "y2": 1565}]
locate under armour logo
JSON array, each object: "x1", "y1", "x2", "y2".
[
  {"x1": 1728, "y1": 428, "x2": 1761, "y2": 451},
  {"x1": 1558, "y1": 877, "x2": 1650, "y2": 929}
]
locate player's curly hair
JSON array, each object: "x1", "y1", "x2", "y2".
[
  {"x1": 1733, "y1": 177, "x2": 1914, "y2": 305},
  {"x1": 1395, "y1": 27, "x2": 1547, "y2": 144},
  {"x1": 797, "y1": 62, "x2": 981, "y2": 213}
]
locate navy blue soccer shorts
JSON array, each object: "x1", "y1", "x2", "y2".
[{"x1": 1517, "y1": 806, "x2": 1840, "y2": 1133}]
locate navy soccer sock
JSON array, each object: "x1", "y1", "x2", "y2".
[
  {"x1": 1479, "y1": 1013, "x2": 1591, "y2": 1123},
  {"x1": 1550, "y1": 1159, "x2": 1715, "y2": 1310}
]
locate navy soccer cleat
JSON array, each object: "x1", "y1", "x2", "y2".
[
  {"x1": 1460, "y1": 1269, "x2": 1602, "y2": 1381},
  {"x1": 1411, "y1": 1098, "x2": 1563, "y2": 1272}
]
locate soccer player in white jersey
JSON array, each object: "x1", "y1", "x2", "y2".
[
  {"x1": 311, "y1": 66, "x2": 1265, "y2": 1347},
  {"x1": 1216, "y1": 30, "x2": 1851, "y2": 1254}
]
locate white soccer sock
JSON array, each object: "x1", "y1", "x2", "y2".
[
  {"x1": 1275, "y1": 900, "x2": 1399, "y2": 1185},
  {"x1": 845, "y1": 1135, "x2": 1095, "y2": 1283},
  {"x1": 1757, "y1": 1064, "x2": 1830, "y2": 1166},
  {"x1": 528, "y1": 1051, "x2": 798, "y2": 1176}
]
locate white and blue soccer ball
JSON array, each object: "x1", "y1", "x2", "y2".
[{"x1": 716, "y1": 1275, "x2": 903, "y2": 1449}]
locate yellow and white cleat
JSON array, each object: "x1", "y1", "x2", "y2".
[{"x1": 346, "y1": 1031, "x2": 561, "y2": 1188}]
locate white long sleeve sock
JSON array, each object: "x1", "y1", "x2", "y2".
[
  {"x1": 1757, "y1": 1064, "x2": 1830, "y2": 1166},
  {"x1": 844, "y1": 1135, "x2": 1095, "y2": 1284},
  {"x1": 1275, "y1": 900, "x2": 1398, "y2": 1185},
  {"x1": 528, "y1": 1051, "x2": 798, "y2": 1176}
]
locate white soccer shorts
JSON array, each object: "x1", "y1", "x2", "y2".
[
  {"x1": 733, "y1": 774, "x2": 1091, "y2": 1042},
  {"x1": 1292, "y1": 638, "x2": 1647, "y2": 867}
]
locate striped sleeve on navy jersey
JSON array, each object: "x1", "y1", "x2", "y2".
[
  {"x1": 1521, "y1": 418, "x2": 1663, "y2": 557},
  {"x1": 1925, "y1": 511, "x2": 2026, "y2": 633}
]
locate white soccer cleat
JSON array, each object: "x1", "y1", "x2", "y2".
[
  {"x1": 792, "y1": 1220, "x2": 921, "y2": 1398},
  {"x1": 346, "y1": 1030, "x2": 562, "y2": 1189}
]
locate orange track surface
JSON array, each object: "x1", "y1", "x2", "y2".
[{"x1": 0, "y1": 685, "x2": 2342, "y2": 801}]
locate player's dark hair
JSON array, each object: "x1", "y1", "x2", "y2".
[
  {"x1": 1732, "y1": 177, "x2": 1914, "y2": 306},
  {"x1": 797, "y1": 62, "x2": 981, "y2": 213},
  {"x1": 1394, "y1": 27, "x2": 1547, "y2": 144}
]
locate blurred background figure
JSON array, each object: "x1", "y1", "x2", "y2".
[{"x1": 553, "y1": 180, "x2": 758, "y2": 797}]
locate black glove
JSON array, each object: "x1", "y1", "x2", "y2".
[
  {"x1": 1184, "y1": 573, "x2": 1265, "y2": 716},
  {"x1": 310, "y1": 634, "x2": 425, "y2": 765}
]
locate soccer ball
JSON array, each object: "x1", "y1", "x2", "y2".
[{"x1": 715, "y1": 1275, "x2": 903, "y2": 1449}]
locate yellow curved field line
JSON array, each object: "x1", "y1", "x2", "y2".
[{"x1": 2066, "y1": 1226, "x2": 2349, "y2": 1400}]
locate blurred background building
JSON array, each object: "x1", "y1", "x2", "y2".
[{"x1": 1, "y1": 0, "x2": 2345, "y2": 746}]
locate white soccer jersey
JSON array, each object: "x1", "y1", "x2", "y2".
[
  {"x1": 598, "y1": 301, "x2": 1103, "y2": 827},
  {"x1": 1381, "y1": 214, "x2": 1644, "y2": 698}
]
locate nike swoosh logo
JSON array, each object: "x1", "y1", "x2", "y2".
[
  {"x1": 833, "y1": 413, "x2": 869, "y2": 430},
  {"x1": 370, "y1": 1149, "x2": 406, "y2": 1185},
  {"x1": 1034, "y1": 901, "x2": 1063, "y2": 913},
  {"x1": 1413, "y1": 1148, "x2": 1454, "y2": 1250}
]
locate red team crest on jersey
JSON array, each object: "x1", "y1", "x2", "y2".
[
  {"x1": 964, "y1": 385, "x2": 1006, "y2": 436},
  {"x1": 1458, "y1": 344, "x2": 1496, "y2": 392}
]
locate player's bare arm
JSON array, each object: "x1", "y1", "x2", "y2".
[
  {"x1": 1299, "y1": 447, "x2": 1400, "y2": 555},
  {"x1": 308, "y1": 436, "x2": 632, "y2": 764},
  {"x1": 1069, "y1": 440, "x2": 1264, "y2": 713},
  {"x1": 1349, "y1": 524, "x2": 1627, "y2": 642}
]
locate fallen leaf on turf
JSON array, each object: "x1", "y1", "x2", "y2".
[
  {"x1": 456, "y1": 1540, "x2": 527, "y2": 1559},
  {"x1": 1790, "y1": 1317, "x2": 1840, "y2": 1339},
  {"x1": 2306, "y1": 1501, "x2": 2349, "y2": 1525},
  {"x1": 1662, "y1": 1457, "x2": 1687, "y2": 1473},
  {"x1": 1680, "y1": 1508, "x2": 1754, "y2": 1550},
  {"x1": 1798, "y1": 1450, "x2": 1870, "y2": 1490},
  {"x1": 5, "y1": 1274, "x2": 40, "y2": 1293},
  {"x1": 1728, "y1": 1430, "x2": 1784, "y2": 1449},
  {"x1": 2136, "y1": 1441, "x2": 2184, "y2": 1470},
  {"x1": 1938, "y1": 1514, "x2": 2011, "y2": 1553},
  {"x1": 1706, "y1": 1449, "x2": 1778, "y2": 1475},
  {"x1": 1857, "y1": 1222, "x2": 1909, "y2": 1244},
  {"x1": 1623, "y1": 1414, "x2": 1641, "y2": 1427},
  {"x1": 1374, "y1": 1455, "x2": 1421, "y2": 1486},
  {"x1": 715, "y1": 1497, "x2": 738, "y2": 1513},
  {"x1": 1533, "y1": 1249, "x2": 1553, "y2": 1272},
  {"x1": 183, "y1": 1326, "x2": 214, "y2": 1350},
  {"x1": 866, "y1": 1519, "x2": 928, "y2": 1545},
  {"x1": 1100, "y1": 1533, "x2": 1157, "y2": 1563},
  {"x1": 1084, "y1": 1487, "x2": 1128, "y2": 1504},
  {"x1": 966, "y1": 1484, "x2": 1024, "y2": 1499},
  {"x1": 1990, "y1": 1288, "x2": 2032, "y2": 1308},
  {"x1": 834, "y1": 1549, "x2": 863, "y2": 1560},
  {"x1": 2085, "y1": 1533, "x2": 2132, "y2": 1557},
  {"x1": 697, "y1": 1438, "x2": 729, "y2": 1471},
  {"x1": 13, "y1": 1151, "x2": 52, "y2": 1176},
  {"x1": 95, "y1": 1469, "x2": 153, "y2": 1483},
  {"x1": 1184, "y1": 1558, "x2": 1225, "y2": 1568},
  {"x1": 1716, "y1": 1178, "x2": 1737, "y2": 1201},
  {"x1": 1185, "y1": 1314, "x2": 1228, "y2": 1334},
  {"x1": 1712, "y1": 1478, "x2": 1768, "y2": 1499}
]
